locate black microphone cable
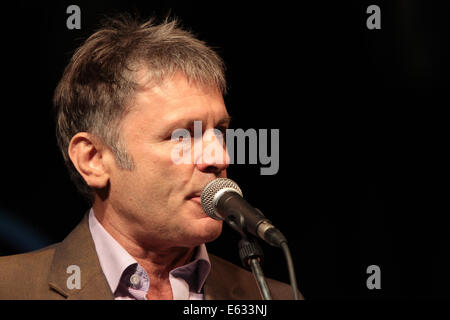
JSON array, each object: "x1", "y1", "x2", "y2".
[{"x1": 279, "y1": 241, "x2": 300, "y2": 300}]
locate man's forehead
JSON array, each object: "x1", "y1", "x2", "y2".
[
  {"x1": 134, "y1": 71, "x2": 221, "y2": 102},
  {"x1": 126, "y1": 72, "x2": 229, "y2": 126},
  {"x1": 134, "y1": 68, "x2": 222, "y2": 98},
  {"x1": 160, "y1": 103, "x2": 230, "y2": 128}
]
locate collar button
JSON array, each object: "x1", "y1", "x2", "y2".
[{"x1": 130, "y1": 274, "x2": 141, "y2": 287}]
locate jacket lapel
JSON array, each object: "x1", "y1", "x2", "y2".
[
  {"x1": 204, "y1": 254, "x2": 261, "y2": 300},
  {"x1": 47, "y1": 213, "x2": 113, "y2": 300},
  {"x1": 203, "y1": 255, "x2": 236, "y2": 300}
]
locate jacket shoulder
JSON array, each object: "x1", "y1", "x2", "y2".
[{"x1": 0, "y1": 244, "x2": 59, "y2": 299}]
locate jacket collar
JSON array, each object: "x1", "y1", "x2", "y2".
[
  {"x1": 47, "y1": 213, "x2": 113, "y2": 300},
  {"x1": 204, "y1": 256, "x2": 237, "y2": 300},
  {"x1": 204, "y1": 254, "x2": 261, "y2": 300}
]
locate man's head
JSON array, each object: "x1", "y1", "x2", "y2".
[{"x1": 53, "y1": 15, "x2": 230, "y2": 248}]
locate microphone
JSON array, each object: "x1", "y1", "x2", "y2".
[{"x1": 201, "y1": 178, "x2": 287, "y2": 247}]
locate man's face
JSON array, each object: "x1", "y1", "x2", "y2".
[{"x1": 105, "y1": 73, "x2": 230, "y2": 249}]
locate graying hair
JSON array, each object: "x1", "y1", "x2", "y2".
[{"x1": 53, "y1": 14, "x2": 226, "y2": 204}]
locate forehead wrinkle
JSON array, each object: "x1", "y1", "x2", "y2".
[
  {"x1": 124, "y1": 73, "x2": 227, "y2": 134},
  {"x1": 135, "y1": 69, "x2": 219, "y2": 97},
  {"x1": 132, "y1": 84, "x2": 219, "y2": 119}
]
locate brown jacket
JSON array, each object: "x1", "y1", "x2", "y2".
[{"x1": 0, "y1": 214, "x2": 302, "y2": 300}]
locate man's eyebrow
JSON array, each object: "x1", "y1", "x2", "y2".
[
  {"x1": 165, "y1": 116, "x2": 232, "y2": 133},
  {"x1": 174, "y1": 117, "x2": 231, "y2": 128},
  {"x1": 216, "y1": 116, "x2": 232, "y2": 126}
]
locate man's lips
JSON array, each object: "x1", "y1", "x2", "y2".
[
  {"x1": 189, "y1": 196, "x2": 202, "y2": 205},
  {"x1": 189, "y1": 196, "x2": 202, "y2": 204}
]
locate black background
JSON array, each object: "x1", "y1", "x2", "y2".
[{"x1": 0, "y1": 0, "x2": 448, "y2": 299}]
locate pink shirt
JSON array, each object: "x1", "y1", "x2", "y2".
[{"x1": 88, "y1": 209, "x2": 211, "y2": 300}]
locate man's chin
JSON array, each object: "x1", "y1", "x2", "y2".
[
  {"x1": 188, "y1": 218, "x2": 223, "y2": 244},
  {"x1": 178, "y1": 204, "x2": 223, "y2": 243}
]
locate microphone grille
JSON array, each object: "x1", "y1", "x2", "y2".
[{"x1": 201, "y1": 178, "x2": 243, "y2": 220}]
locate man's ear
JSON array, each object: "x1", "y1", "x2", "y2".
[{"x1": 68, "y1": 132, "x2": 110, "y2": 189}]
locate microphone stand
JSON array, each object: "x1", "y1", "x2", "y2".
[
  {"x1": 225, "y1": 217, "x2": 273, "y2": 300},
  {"x1": 239, "y1": 236, "x2": 273, "y2": 300}
]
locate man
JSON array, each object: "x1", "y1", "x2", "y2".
[{"x1": 0, "y1": 15, "x2": 301, "y2": 300}]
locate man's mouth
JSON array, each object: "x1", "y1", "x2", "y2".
[
  {"x1": 189, "y1": 196, "x2": 202, "y2": 205},
  {"x1": 186, "y1": 181, "x2": 215, "y2": 206},
  {"x1": 187, "y1": 191, "x2": 202, "y2": 205}
]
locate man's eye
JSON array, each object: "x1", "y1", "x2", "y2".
[
  {"x1": 216, "y1": 127, "x2": 227, "y2": 138},
  {"x1": 170, "y1": 129, "x2": 192, "y2": 142}
]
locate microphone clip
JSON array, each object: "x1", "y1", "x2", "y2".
[
  {"x1": 238, "y1": 235, "x2": 264, "y2": 269},
  {"x1": 237, "y1": 232, "x2": 273, "y2": 300}
]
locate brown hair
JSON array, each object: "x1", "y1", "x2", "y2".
[{"x1": 53, "y1": 14, "x2": 226, "y2": 204}]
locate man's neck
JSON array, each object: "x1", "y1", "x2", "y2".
[{"x1": 92, "y1": 203, "x2": 197, "y2": 299}]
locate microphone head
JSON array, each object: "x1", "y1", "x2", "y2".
[{"x1": 201, "y1": 178, "x2": 243, "y2": 220}]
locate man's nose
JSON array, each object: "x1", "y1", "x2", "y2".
[{"x1": 195, "y1": 129, "x2": 230, "y2": 174}]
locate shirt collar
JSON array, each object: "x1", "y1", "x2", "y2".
[
  {"x1": 88, "y1": 208, "x2": 211, "y2": 295},
  {"x1": 88, "y1": 209, "x2": 137, "y2": 294},
  {"x1": 171, "y1": 242, "x2": 211, "y2": 293}
]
